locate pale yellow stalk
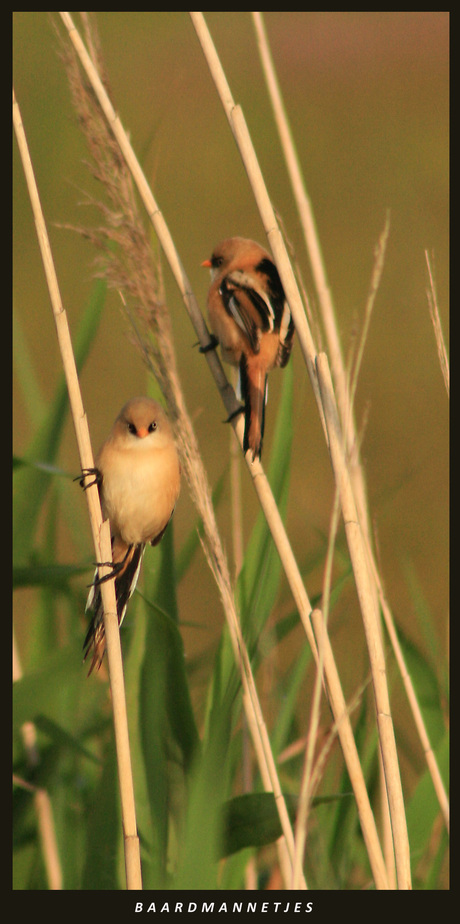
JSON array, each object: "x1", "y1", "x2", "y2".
[{"x1": 13, "y1": 88, "x2": 142, "y2": 891}]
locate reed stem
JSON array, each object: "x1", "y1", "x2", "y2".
[{"x1": 13, "y1": 87, "x2": 142, "y2": 891}]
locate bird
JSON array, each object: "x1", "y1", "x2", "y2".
[
  {"x1": 202, "y1": 236, "x2": 295, "y2": 460},
  {"x1": 79, "y1": 396, "x2": 181, "y2": 674}
]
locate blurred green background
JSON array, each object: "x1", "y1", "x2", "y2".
[{"x1": 13, "y1": 12, "x2": 448, "y2": 788}]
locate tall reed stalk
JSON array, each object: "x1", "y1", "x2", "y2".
[
  {"x1": 250, "y1": 10, "x2": 448, "y2": 840},
  {"x1": 189, "y1": 10, "x2": 412, "y2": 888},
  {"x1": 12, "y1": 88, "x2": 142, "y2": 890},
  {"x1": 188, "y1": 11, "x2": 416, "y2": 888}
]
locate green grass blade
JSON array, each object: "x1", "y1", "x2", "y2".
[
  {"x1": 238, "y1": 360, "x2": 294, "y2": 630},
  {"x1": 406, "y1": 731, "x2": 449, "y2": 867},
  {"x1": 81, "y1": 732, "x2": 122, "y2": 889},
  {"x1": 137, "y1": 528, "x2": 200, "y2": 885},
  {"x1": 171, "y1": 714, "x2": 231, "y2": 890},
  {"x1": 13, "y1": 561, "x2": 88, "y2": 590}
]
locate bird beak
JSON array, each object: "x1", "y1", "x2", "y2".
[
  {"x1": 136, "y1": 427, "x2": 149, "y2": 439},
  {"x1": 201, "y1": 259, "x2": 212, "y2": 268}
]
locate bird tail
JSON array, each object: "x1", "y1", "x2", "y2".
[
  {"x1": 83, "y1": 541, "x2": 144, "y2": 675},
  {"x1": 239, "y1": 355, "x2": 268, "y2": 461}
]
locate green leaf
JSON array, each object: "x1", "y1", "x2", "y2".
[
  {"x1": 13, "y1": 562, "x2": 88, "y2": 590},
  {"x1": 220, "y1": 792, "x2": 296, "y2": 857},
  {"x1": 220, "y1": 791, "x2": 351, "y2": 858},
  {"x1": 394, "y1": 624, "x2": 446, "y2": 749},
  {"x1": 138, "y1": 529, "x2": 200, "y2": 885},
  {"x1": 406, "y1": 731, "x2": 449, "y2": 860}
]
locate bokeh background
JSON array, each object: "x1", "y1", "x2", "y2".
[{"x1": 13, "y1": 12, "x2": 448, "y2": 789}]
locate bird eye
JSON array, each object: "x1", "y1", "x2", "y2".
[
  {"x1": 148, "y1": 421, "x2": 157, "y2": 433},
  {"x1": 212, "y1": 255, "x2": 224, "y2": 269},
  {"x1": 128, "y1": 422, "x2": 136, "y2": 435}
]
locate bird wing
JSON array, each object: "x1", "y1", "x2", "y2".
[
  {"x1": 277, "y1": 305, "x2": 295, "y2": 367},
  {"x1": 253, "y1": 257, "x2": 295, "y2": 364},
  {"x1": 220, "y1": 269, "x2": 277, "y2": 353}
]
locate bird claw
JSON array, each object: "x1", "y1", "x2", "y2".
[
  {"x1": 75, "y1": 467, "x2": 101, "y2": 490},
  {"x1": 87, "y1": 561, "x2": 122, "y2": 589},
  {"x1": 88, "y1": 542, "x2": 135, "y2": 589},
  {"x1": 198, "y1": 334, "x2": 219, "y2": 354},
  {"x1": 224, "y1": 404, "x2": 245, "y2": 424}
]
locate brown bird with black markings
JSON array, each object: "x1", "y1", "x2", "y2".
[{"x1": 202, "y1": 237, "x2": 295, "y2": 460}]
